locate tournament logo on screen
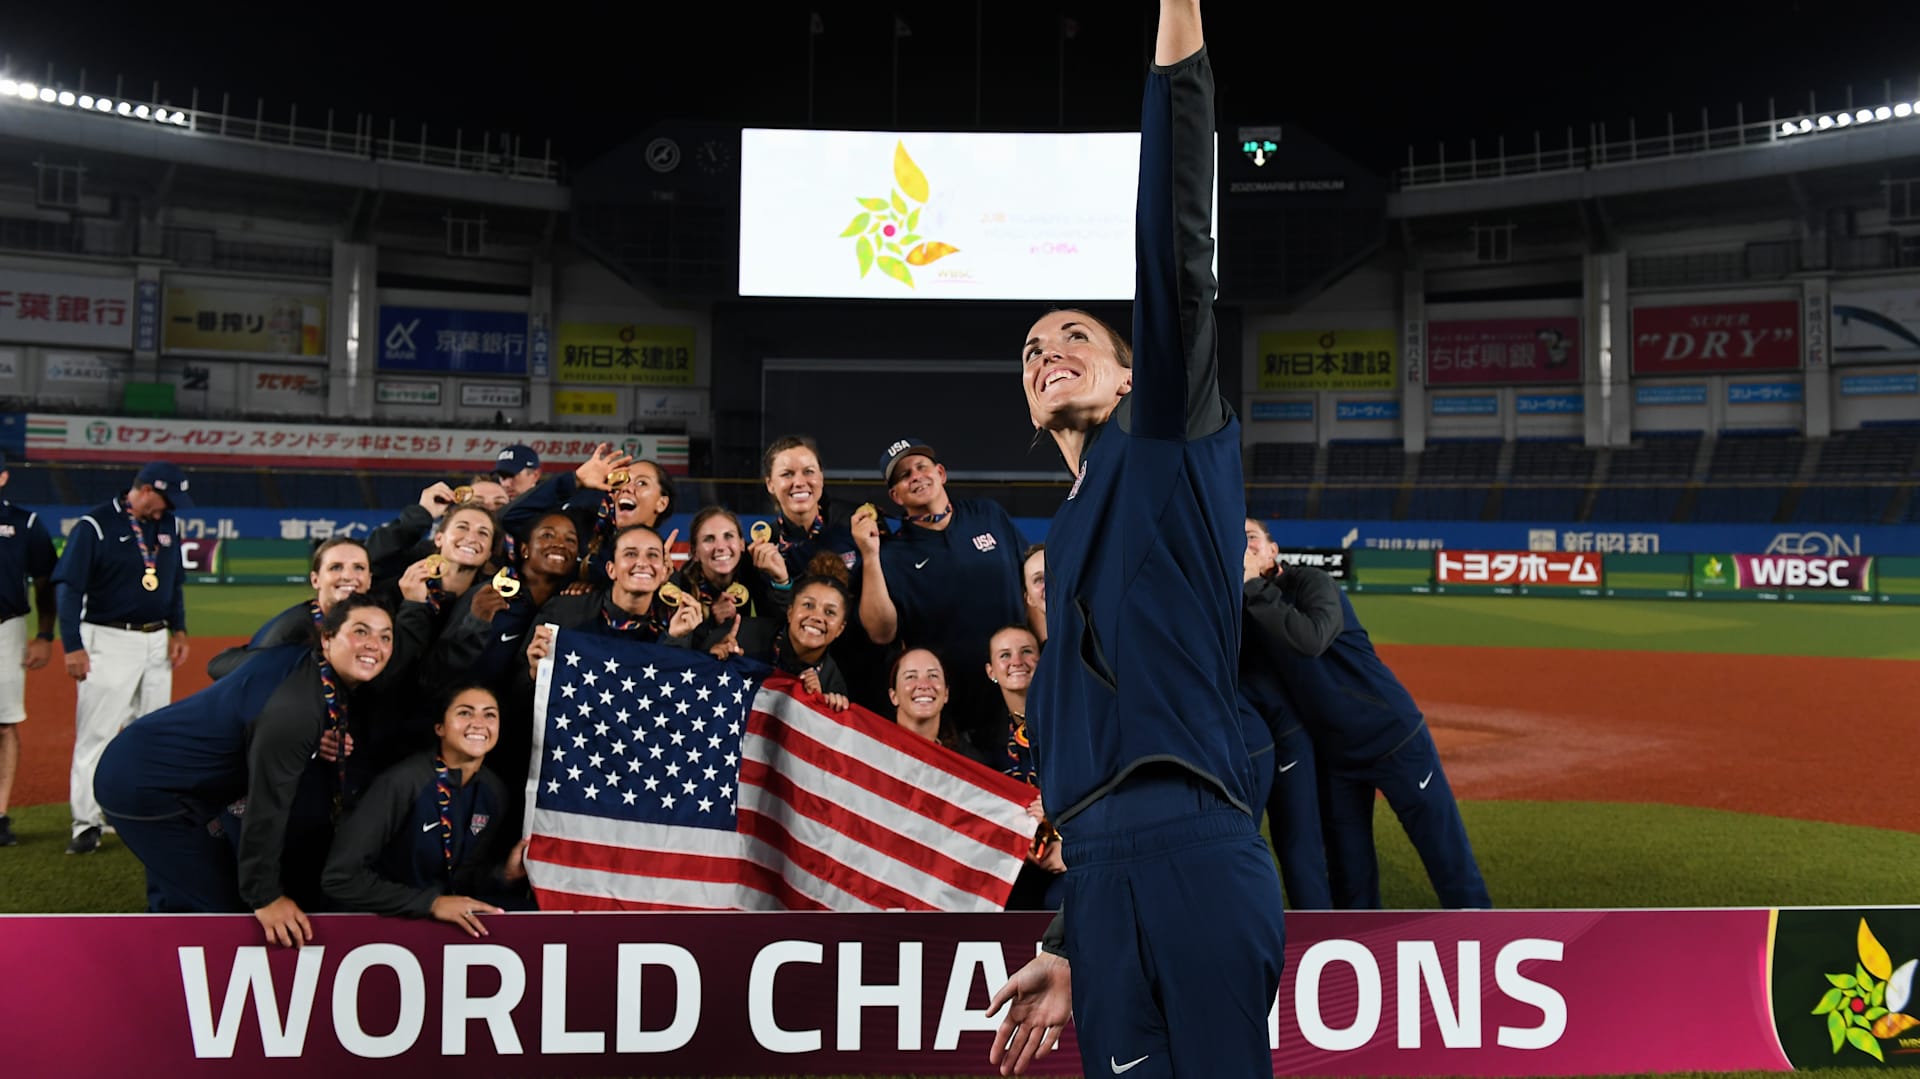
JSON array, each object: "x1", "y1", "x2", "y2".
[
  {"x1": 839, "y1": 142, "x2": 960, "y2": 289},
  {"x1": 1773, "y1": 911, "x2": 1920, "y2": 1066}
]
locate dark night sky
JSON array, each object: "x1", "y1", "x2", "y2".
[{"x1": 4, "y1": 0, "x2": 1919, "y2": 176}]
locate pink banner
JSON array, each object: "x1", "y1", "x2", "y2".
[
  {"x1": 0, "y1": 908, "x2": 1838, "y2": 1076},
  {"x1": 1632, "y1": 301, "x2": 1801, "y2": 374},
  {"x1": 1733, "y1": 554, "x2": 1873, "y2": 592},
  {"x1": 1426, "y1": 318, "x2": 1582, "y2": 385}
]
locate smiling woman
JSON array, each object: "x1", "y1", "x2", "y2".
[
  {"x1": 89, "y1": 594, "x2": 433, "y2": 948},
  {"x1": 322, "y1": 684, "x2": 530, "y2": 938}
]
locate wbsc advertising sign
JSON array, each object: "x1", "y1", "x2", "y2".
[
  {"x1": 379, "y1": 308, "x2": 530, "y2": 375},
  {"x1": 1631, "y1": 301, "x2": 1800, "y2": 374},
  {"x1": 8, "y1": 907, "x2": 1920, "y2": 1076},
  {"x1": 1692, "y1": 554, "x2": 1874, "y2": 597}
]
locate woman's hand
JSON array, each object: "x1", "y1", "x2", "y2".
[{"x1": 431, "y1": 895, "x2": 504, "y2": 939}]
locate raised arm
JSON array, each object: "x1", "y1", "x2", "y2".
[{"x1": 1130, "y1": 0, "x2": 1225, "y2": 443}]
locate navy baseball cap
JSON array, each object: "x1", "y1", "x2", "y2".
[
  {"x1": 136, "y1": 461, "x2": 194, "y2": 509},
  {"x1": 879, "y1": 436, "x2": 938, "y2": 485},
  {"x1": 495, "y1": 444, "x2": 540, "y2": 475}
]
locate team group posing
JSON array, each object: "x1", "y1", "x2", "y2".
[{"x1": 0, "y1": 4, "x2": 1487, "y2": 1074}]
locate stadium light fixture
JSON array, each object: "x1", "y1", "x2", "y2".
[
  {"x1": 1898, "y1": 103, "x2": 1914, "y2": 118},
  {"x1": 0, "y1": 73, "x2": 192, "y2": 129}
]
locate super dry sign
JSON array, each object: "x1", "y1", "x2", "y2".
[{"x1": 1631, "y1": 301, "x2": 1800, "y2": 374}]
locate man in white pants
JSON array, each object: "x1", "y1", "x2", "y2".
[
  {"x1": 53, "y1": 461, "x2": 192, "y2": 854},
  {"x1": 0, "y1": 451, "x2": 59, "y2": 847}
]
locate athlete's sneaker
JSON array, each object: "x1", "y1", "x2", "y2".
[
  {"x1": 0, "y1": 815, "x2": 15, "y2": 847},
  {"x1": 65, "y1": 825, "x2": 101, "y2": 855}
]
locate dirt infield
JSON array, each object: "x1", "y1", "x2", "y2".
[{"x1": 6, "y1": 638, "x2": 1914, "y2": 833}]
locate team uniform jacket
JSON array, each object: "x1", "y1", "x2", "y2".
[
  {"x1": 52, "y1": 497, "x2": 186, "y2": 646},
  {"x1": 1238, "y1": 568, "x2": 1344, "y2": 741},
  {"x1": 322, "y1": 751, "x2": 514, "y2": 917},
  {"x1": 0, "y1": 502, "x2": 55, "y2": 621},
  {"x1": 1258, "y1": 581, "x2": 1428, "y2": 765},
  {"x1": 1026, "y1": 49, "x2": 1252, "y2": 829},
  {"x1": 95, "y1": 646, "x2": 343, "y2": 909}
]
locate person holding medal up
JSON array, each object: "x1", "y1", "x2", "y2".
[{"x1": 53, "y1": 461, "x2": 194, "y2": 856}]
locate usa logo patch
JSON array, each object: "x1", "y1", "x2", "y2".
[
  {"x1": 0, "y1": 525, "x2": 13, "y2": 538},
  {"x1": 841, "y1": 550, "x2": 858, "y2": 569},
  {"x1": 973, "y1": 533, "x2": 997, "y2": 553},
  {"x1": 158, "y1": 533, "x2": 172, "y2": 546},
  {"x1": 470, "y1": 814, "x2": 490, "y2": 835}
]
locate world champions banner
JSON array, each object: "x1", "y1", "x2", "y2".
[{"x1": 1, "y1": 907, "x2": 1914, "y2": 1075}]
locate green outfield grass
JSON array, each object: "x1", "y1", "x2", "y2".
[
  {"x1": 1350, "y1": 593, "x2": 1920, "y2": 659},
  {"x1": 129, "y1": 584, "x2": 1920, "y2": 660},
  {"x1": 8, "y1": 799, "x2": 1918, "y2": 916}
]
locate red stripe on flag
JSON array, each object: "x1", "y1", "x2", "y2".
[
  {"x1": 747, "y1": 710, "x2": 1030, "y2": 857},
  {"x1": 741, "y1": 758, "x2": 1013, "y2": 906},
  {"x1": 733, "y1": 808, "x2": 935, "y2": 911},
  {"x1": 536, "y1": 835, "x2": 831, "y2": 911},
  {"x1": 754, "y1": 681, "x2": 1041, "y2": 806}
]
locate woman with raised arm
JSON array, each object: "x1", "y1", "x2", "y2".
[{"x1": 987, "y1": 4, "x2": 1288, "y2": 1076}]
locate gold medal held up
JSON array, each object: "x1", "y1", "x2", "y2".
[
  {"x1": 724, "y1": 582, "x2": 750, "y2": 606},
  {"x1": 606, "y1": 469, "x2": 630, "y2": 489},
  {"x1": 140, "y1": 569, "x2": 159, "y2": 592},
  {"x1": 750, "y1": 520, "x2": 773, "y2": 545},
  {"x1": 491, "y1": 567, "x2": 521, "y2": 599},
  {"x1": 423, "y1": 554, "x2": 445, "y2": 580},
  {"x1": 656, "y1": 582, "x2": 685, "y2": 607}
]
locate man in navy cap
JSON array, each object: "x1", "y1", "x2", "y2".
[
  {"x1": 53, "y1": 460, "x2": 192, "y2": 854},
  {"x1": 0, "y1": 451, "x2": 57, "y2": 848},
  {"x1": 493, "y1": 444, "x2": 541, "y2": 499},
  {"x1": 851, "y1": 437, "x2": 1026, "y2": 751}
]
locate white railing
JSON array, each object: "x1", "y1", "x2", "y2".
[
  {"x1": 1398, "y1": 95, "x2": 1920, "y2": 190},
  {"x1": 0, "y1": 75, "x2": 560, "y2": 183}
]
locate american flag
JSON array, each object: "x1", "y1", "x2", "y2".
[{"x1": 523, "y1": 630, "x2": 1040, "y2": 912}]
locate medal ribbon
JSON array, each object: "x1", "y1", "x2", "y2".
[
  {"x1": 601, "y1": 602, "x2": 667, "y2": 637},
  {"x1": 775, "y1": 512, "x2": 828, "y2": 556},
  {"x1": 307, "y1": 599, "x2": 324, "y2": 628},
  {"x1": 124, "y1": 505, "x2": 158, "y2": 585},
  {"x1": 318, "y1": 656, "x2": 349, "y2": 818},
  {"x1": 904, "y1": 504, "x2": 953, "y2": 526},
  {"x1": 432, "y1": 755, "x2": 455, "y2": 878},
  {"x1": 424, "y1": 575, "x2": 447, "y2": 616}
]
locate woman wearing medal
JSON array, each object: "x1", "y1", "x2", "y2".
[
  {"x1": 322, "y1": 684, "x2": 530, "y2": 936},
  {"x1": 208, "y1": 537, "x2": 373, "y2": 680},
  {"x1": 761, "y1": 435, "x2": 894, "y2": 712},
  {"x1": 94, "y1": 594, "x2": 401, "y2": 944},
  {"x1": 666, "y1": 506, "x2": 792, "y2": 659},
  {"x1": 520, "y1": 524, "x2": 704, "y2": 685}
]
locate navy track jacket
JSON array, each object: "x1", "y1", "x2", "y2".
[{"x1": 1028, "y1": 48, "x2": 1257, "y2": 827}]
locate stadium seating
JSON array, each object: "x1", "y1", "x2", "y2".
[{"x1": 1249, "y1": 441, "x2": 1316, "y2": 480}]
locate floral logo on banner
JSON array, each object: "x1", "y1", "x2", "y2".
[
  {"x1": 1811, "y1": 918, "x2": 1918, "y2": 1062},
  {"x1": 839, "y1": 142, "x2": 958, "y2": 289}
]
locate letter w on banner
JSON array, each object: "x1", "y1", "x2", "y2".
[{"x1": 524, "y1": 630, "x2": 1037, "y2": 912}]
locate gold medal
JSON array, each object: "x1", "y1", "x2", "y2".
[
  {"x1": 491, "y1": 567, "x2": 521, "y2": 599},
  {"x1": 725, "y1": 582, "x2": 750, "y2": 606},
  {"x1": 606, "y1": 469, "x2": 630, "y2": 489},
  {"x1": 423, "y1": 554, "x2": 445, "y2": 579},
  {"x1": 450, "y1": 485, "x2": 474, "y2": 505},
  {"x1": 140, "y1": 569, "x2": 158, "y2": 592},
  {"x1": 858, "y1": 502, "x2": 877, "y2": 518},
  {"x1": 656, "y1": 582, "x2": 684, "y2": 607},
  {"x1": 750, "y1": 520, "x2": 773, "y2": 545}
]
